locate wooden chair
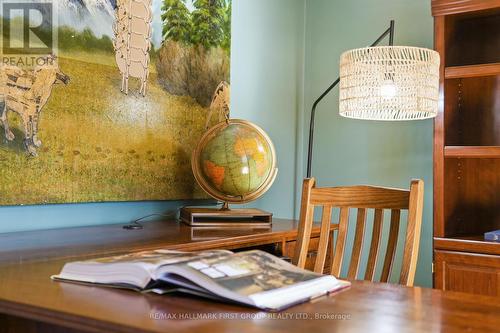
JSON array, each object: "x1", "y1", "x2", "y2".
[{"x1": 292, "y1": 178, "x2": 424, "y2": 286}]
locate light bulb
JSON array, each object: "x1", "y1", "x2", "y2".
[{"x1": 380, "y1": 80, "x2": 397, "y2": 99}]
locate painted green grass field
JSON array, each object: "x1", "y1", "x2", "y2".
[{"x1": 0, "y1": 52, "x2": 210, "y2": 205}]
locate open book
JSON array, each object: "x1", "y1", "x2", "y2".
[{"x1": 53, "y1": 249, "x2": 350, "y2": 311}]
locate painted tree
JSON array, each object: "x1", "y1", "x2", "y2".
[
  {"x1": 161, "y1": 0, "x2": 192, "y2": 43},
  {"x1": 221, "y1": 1, "x2": 231, "y2": 52},
  {"x1": 191, "y1": 0, "x2": 226, "y2": 49}
]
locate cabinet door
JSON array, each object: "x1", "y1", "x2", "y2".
[{"x1": 434, "y1": 250, "x2": 500, "y2": 296}]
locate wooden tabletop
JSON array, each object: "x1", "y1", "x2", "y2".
[
  {"x1": 0, "y1": 219, "x2": 499, "y2": 333},
  {"x1": 1, "y1": 258, "x2": 499, "y2": 333}
]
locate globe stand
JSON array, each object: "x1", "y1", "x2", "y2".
[
  {"x1": 185, "y1": 119, "x2": 277, "y2": 228},
  {"x1": 221, "y1": 202, "x2": 230, "y2": 211},
  {"x1": 180, "y1": 205, "x2": 272, "y2": 227}
]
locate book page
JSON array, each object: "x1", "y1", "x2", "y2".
[
  {"x1": 54, "y1": 249, "x2": 234, "y2": 289},
  {"x1": 185, "y1": 250, "x2": 324, "y2": 296},
  {"x1": 92, "y1": 249, "x2": 232, "y2": 268}
]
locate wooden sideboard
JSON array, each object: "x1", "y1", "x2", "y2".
[{"x1": 0, "y1": 218, "x2": 334, "y2": 271}]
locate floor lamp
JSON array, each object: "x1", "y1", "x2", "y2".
[{"x1": 306, "y1": 20, "x2": 440, "y2": 178}]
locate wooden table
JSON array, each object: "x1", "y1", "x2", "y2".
[{"x1": 0, "y1": 219, "x2": 499, "y2": 333}]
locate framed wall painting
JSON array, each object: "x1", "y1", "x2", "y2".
[{"x1": 0, "y1": 0, "x2": 231, "y2": 205}]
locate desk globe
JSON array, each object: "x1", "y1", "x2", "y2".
[{"x1": 181, "y1": 119, "x2": 278, "y2": 226}]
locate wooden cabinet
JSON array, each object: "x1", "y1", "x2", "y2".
[
  {"x1": 434, "y1": 250, "x2": 500, "y2": 296},
  {"x1": 432, "y1": 0, "x2": 500, "y2": 297}
]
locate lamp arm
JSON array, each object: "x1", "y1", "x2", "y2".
[{"x1": 305, "y1": 20, "x2": 395, "y2": 178}]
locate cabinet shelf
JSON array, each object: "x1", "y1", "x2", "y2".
[
  {"x1": 444, "y1": 146, "x2": 500, "y2": 158},
  {"x1": 434, "y1": 236, "x2": 500, "y2": 256},
  {"x1": 445, "y1": 63, "x2": 500, "y2": 79},
  {"x1": 444, "y1": 75, "x2": 500, "y2": 146}
]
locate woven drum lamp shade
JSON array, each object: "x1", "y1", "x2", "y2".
[{"x1": 339, "y1": 46, "x2": 440, "y2": 120}]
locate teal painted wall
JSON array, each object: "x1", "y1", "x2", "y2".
[
  {"x1": 231, "y1": 0, "x2": 305, "y2": 218},
  {"x1": 0, "y1": 0, "x2": 306, "y2": 234},
  {"x1": 302, "y1": 0, "x2": 434, "y2": 286},
  {"x1": 0, "y1": 201, "x2": 193, "y2": 234}
]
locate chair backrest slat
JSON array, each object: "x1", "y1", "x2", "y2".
[
  {"x1": 294, "y1": 178, "x2": 424, "y2": 287},
  {"x1": 347, "y1": 208, "x2": 367, "y2": 280},
  {"x1": 380, "y1": 209, "x2": 401, "y2": 282},
  {"x1": 330, "y1": 207, "x2": 350, "y2": 277},
  {"x1": 314, "y1": 205, "x2": 332, "y2": 273},
  {"x1": 364, "y1": 208, "x2": 384, "y2": 281}
]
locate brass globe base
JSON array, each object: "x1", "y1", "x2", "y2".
[{"x1": 180, "y1": 206, "x2": 272, "y2": 228}]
